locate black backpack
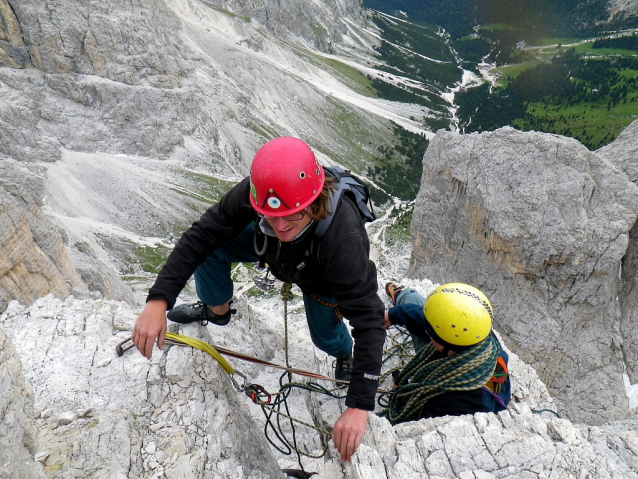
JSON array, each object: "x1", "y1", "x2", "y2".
[{"x1": 310, "y1": 166, "x2": 376, "y2": 257}]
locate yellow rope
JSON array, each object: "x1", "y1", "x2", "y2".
[{"x1": 165, "y1": 332, "x2": 234, "y2": 375}]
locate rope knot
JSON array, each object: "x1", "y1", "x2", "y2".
[{"x1": 281, "y1": 282, "x2": 294, "y2": 301}]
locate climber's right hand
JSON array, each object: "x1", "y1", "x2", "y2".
[
  {"x1": 382, "y1": 310, "x2": 392, "y2": 329},
  {"x1": 132, "y1": 299, "x2": 168, "y2": 359}
]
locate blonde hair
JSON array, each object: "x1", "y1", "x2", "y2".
[{"x1": 305, "y1": 176, "x2": 336, "y2": 221}]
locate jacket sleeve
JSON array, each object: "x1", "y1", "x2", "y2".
[
  {"x1": 147, "y1": 177, "x2": 256, "y2": 309},
  {"x1": 318, "y1": 198, "x2": 386, "y2": 411},
  {"x1": 387, "y1": 304, "x2": 431, "y2": 343}
]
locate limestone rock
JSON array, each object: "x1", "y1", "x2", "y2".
[
  {"x1": 1, "y1": 293, "x2": 637, "y2": 478},
  {"x1": 0, "y1": 174, "x2": 85, "y2": 312},
  {"x1": 0, "y1": 159, "x2": 137, "y2": 313},
  {"x1": 598, "y1": 120, "x2": 638, "y2": 384},
  {"x1": 408, "y1": 126, "x2": 638, "y2": 425},
  {"x1": 1, "y1": 296, "x2": 282, "y2": 479},
  {"x1": 203, "y1": 0, "x2": 368, "y2": 52},
  {"x1": 0, "y1": 327, "x2": 46, "y2": 479}
]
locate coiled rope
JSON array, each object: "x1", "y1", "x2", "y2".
[{"x1": 387, "y1": 334, "x2": 500, "y2": 425}]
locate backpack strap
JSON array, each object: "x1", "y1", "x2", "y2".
[
  {"x1": 311, "y1": 167, "x2": 376, "y2": 258},
  {"x1": 312, "y1": 167, "x2": 346, "y2": 240},
  {"x1": 489, "y1": 355, "x2": 508, "y2": 384}
]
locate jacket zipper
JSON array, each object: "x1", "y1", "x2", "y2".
[{"x1": 275, "y1": 240, "x2": 282, "y2": 264}]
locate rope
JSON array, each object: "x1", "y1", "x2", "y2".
[
  {"x1": 376, "y1": 325, "x2": 414, "y2": 408},
  {"x1": 278, "y1": 282, "x2": 311, "y2": 473},
  {"x1": 164, "y1": 332, "x2": 234, "y2": 375},
  {"x1": 257, "y1": 373, "x2": 340, "y2": 459},
  {"x1": 281, "y1": 282, "x2": 294, "y2": 374},
  {"x1": 387, "y1": 334, "x2": 500, "y2": 425}
]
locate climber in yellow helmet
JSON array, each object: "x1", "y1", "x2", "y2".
[{"x1": 382, "y1": 282, "x2": 511, "y2": 424}]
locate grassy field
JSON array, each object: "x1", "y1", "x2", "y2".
[
  {"x1": 477, "y1": 32, "x2": 638, "y2": 148},
  {"x1": 515, "y1": 98, "x2": 638, "y2": 149}
]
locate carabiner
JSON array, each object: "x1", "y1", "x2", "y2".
[
  {"x1": 230, "y1": 370, "x2": 247, "y2": 392},
  {"x1": 115, "y1": 337, "x2": 135, "y2": 357},
  {"x1": 245, "y1": 384, "x2": 271, "y2": 405}
]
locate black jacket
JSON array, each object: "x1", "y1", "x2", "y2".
[{"x1": 148, "y1": 177, "x2": 386, "y2": 410}]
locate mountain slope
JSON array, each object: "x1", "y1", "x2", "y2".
[{"x1": 0, "y1": 0, "x2": 457, "y2": 306}]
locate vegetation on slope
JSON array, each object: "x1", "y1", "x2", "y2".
[
  {"x1": 365, "y1": 1, "x2": 638, "y2": 150},
  {"x1": 367, "y1": 124, "x2": 429, "y2": 202},
  {"x1": 456, "y1": 47, "x2": 638, "y2": 149}
]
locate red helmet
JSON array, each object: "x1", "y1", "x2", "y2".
[{"x1": 249, "y1": 137, "x2": 325, "y2": 216}]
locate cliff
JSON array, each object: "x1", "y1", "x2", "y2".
[{"x1": 408, "y1": 125, "x2": 638, "y2": 426}]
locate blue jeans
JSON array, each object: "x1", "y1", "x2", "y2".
[
  {"x1": 193, "y1": 222, "x2": 353, "y2": 359},
  {"x1": 395, "y1": 287, "x2": 430, "y2": 353}
]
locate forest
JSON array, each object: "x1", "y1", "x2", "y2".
[
  {"x1": 367, "y1": 125, "x2": 429, "y2": 202},
  {"x1": 363, "y1": 1, "x2": 638, "y2": 149},
  {"x1": 455, "y1": 49, "x2": 638, "y2": 149},
  {"x1": 364, "y1": 1, "x2": 638, "y2": 67},
  {"x1": 363, "y1": 0, "x2": 630, "y2": 38},
  {"x1": 593, "y1": 33, "x2": 638, "y2": 51}
]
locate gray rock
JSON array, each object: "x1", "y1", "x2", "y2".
[
  {"x1": 1, "y1": 294, "x2": 637, "y2": 478},
  {"x1": 408, "y1": 126, "x2": 638, "y2": 425},
  {"x1": 0, "y1": 176, "x2": 86, "y2": 312},
  {"x1": 203, "y1": 0, "x2": 367, "y2": 52},
  {"x1": 1, "y1": 296, "x2": 283, "y2": 479},
  {"x1": 0, "y1": 327, "x2": 46, "y2": 479},
  {"x1": 598, "y1": 119, "x2": 638, "y2": 383}
]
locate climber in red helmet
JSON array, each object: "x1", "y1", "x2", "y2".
[{"x1": 132, "y1": 137, "x2": 386, "y2": 462}]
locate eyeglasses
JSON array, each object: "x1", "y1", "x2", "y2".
[{"x1": 258, "y1": 211, "x2": 306, "y2": 222}]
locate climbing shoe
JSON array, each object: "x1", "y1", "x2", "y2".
[
  {"x1": 385, "y1": 282, "x2": 404, "y2": 306},
  {"x1": 333, "y1": 351, "x2": 353, "y2": 385},
  {"x1": 167, "y1": 300, "x2": 236, "y2": 326}
]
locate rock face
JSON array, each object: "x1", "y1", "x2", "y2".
[
  {"x1": 0, "y1": 0, "x2": 192, "y2": 163},
  {"x1": 0, "y1": 164, "x2": 85, "y2": 312},
  {"x1": 203, "y1": 0, "x2": 367, "y2": 52},
  {"x1": 0, "y1": 327, "x2": 46, "y2": 479},
  {"x1": 0, "y1": 159, "x2": 136, "y2": 312},
  {"x1": 598, "y1": 119, "x2": 638, "y2": 391},
  {"x1": 0, "y1": 296, "x2": 283, "y2": 479},
  {"x1": 408, "y1": 125, "x2": 638, "y2": 425},
  {"x1": 607, "y1": 0, "x2": 638, "y2": 19},
  {"x1": 1, "y1": 293, "x2": 637, "y2": 478}
]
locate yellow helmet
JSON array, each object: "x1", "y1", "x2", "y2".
[{"x1": 423, "y1": 283, "x2": 493, "y2": 350}]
